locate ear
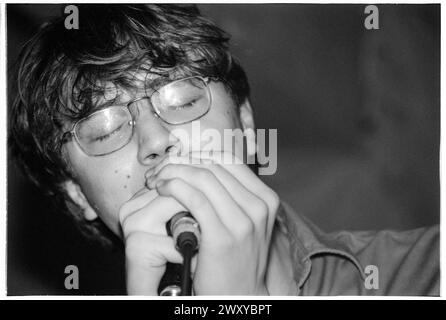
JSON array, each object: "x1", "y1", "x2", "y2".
[
  {"x1": 239, "y1": 100, "x2": 256, "y2": 157},
  {"x1": 63, "y1": 180, "x2": 98, "y2": 221},
  {"x1": 239, "y1": 99, "x2": 255, "y2": 130}
]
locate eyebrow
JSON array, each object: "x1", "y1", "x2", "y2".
[
  {"x1": 88, "y1": 75, "x2": 175, "y2": 113},
  {"x1": 147, "y1": 77, "x2": 173, "y2": 90},
  {"x1": 91, "y1": 86, "x2": 133, "y2": 110},
  {"x1": 91, "y1": 95, "x2": 125, "y2": 113}
]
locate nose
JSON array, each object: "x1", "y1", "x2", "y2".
[{"x1": 134, "y1": 109, "x2": 181, "y2": 165}]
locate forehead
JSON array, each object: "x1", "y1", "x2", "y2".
[
  {"x1": 61, "y1": 71, "x2": 169, "y2": 130},
  {"x1": 92, "y1": 71, "x2": 176, "y2": 108}
]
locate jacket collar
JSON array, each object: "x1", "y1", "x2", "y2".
[{"x1": 275, "y1": 201, "x2": 366, "y2": 291}]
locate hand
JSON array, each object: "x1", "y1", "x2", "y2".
[{"x1": 120, "y1": 151, "x2": 280, "y2": 295}]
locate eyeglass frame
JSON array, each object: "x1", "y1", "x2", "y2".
[{"x1": 61, "y1": 75, "x2": 216, "y2": 156}]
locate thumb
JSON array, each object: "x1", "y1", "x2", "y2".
[{"x1": 125, "y1": 232, "x2": 182, "y2": 295}]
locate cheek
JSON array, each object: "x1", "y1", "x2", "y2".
[
  {"x1": 195, "y1": 103, "x2": 246, "y2": 156},
  {"x1": 170, "y1": 104, "x2": 242, "y2": 155},
  {"x1": 66, "y1": 145, "x2": 143, "y2": 233},
  {"x1": 79, "y1": 165, "x2": 131, "y2": 213},
  {"x1": 190, "y1": 85, "x2": 245, "y2": 153}
]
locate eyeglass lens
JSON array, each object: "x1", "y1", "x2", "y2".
[{"x1": 74, "y1": 77, "x2": 211, "y2": 156}]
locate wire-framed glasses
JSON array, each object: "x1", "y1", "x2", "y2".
[{"x1": 62, "y1": 76, "x2": 213, "y2": 156}]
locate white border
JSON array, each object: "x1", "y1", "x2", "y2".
[
  {"x1": 0, "y1": 1, "x2": 443, "y2": 301},
  {"x1": 1, "y1": 0, "x2": 442, "y2": 3},
  {"x1": 1, "y1": 2, "x2": 7, "y2": 300}
]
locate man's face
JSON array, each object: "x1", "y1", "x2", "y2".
[{"x1": 63, "y1": 79, "x2": 252, "y2": 237}]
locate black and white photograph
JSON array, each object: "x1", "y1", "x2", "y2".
[{"x1": 6, "y1": 3, "x2": 440, "y2": 297}]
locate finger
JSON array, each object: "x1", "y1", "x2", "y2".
[
  {"x1": 151, "y1": 153, "x2": 278, "y2": 234},
  {"x1": 188, "y1": 162, "x2": 270, "y2": 234},
  {"x1": 147, "y1": 164, "x2": 252, "y2": 233},
  {"x1": 152, "y1": 157, "x2": 264, "y2": 218},
  {"x1": 166, "y1": 152, "x2": 276, "y2": 212},
  {"x1": 120, "y1": 195, "x2": 187, "y2": 237},
  {"x1": 157, "y1": 161, "x2": 268, "y2": 236},
  {"x1": 190, "y1": 151, "x2": 268, "y2": 193},
  {"x1": 190, "y1": 151, "x2": 280, "y2": 232},
  {"x1": 119, "y1": 189, "x2": 158, "y2": 224},
  {"x1": 125, "y1": 232, "x2": 183, "y2": 295},
  {"x1": 155, "y1": 178, "x2": 230, "y2": 243}
]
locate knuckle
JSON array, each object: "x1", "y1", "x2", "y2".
[
  {"x1": 164, "y1": 177, "x2": 181, "y2": 191},
  {"x1": 120, "y1": 212, "x2": 137, "y2": 235},
  {"x1": 213, "y1": 233, "x2": 235, "y2": 250},
  {"x1": 125, "y1": 232, "x2": 149, "y2": 258},
  {"x1": 190, "y1": 191, "x2": 208, "y2": 209},
  {"x1": 160, "y1": 163, "x2": 175, "y2": 177},
  {"x1": 233, "y1": 217, "x2": 255, "y2": 239},
  {"x1": 196, "y1": 168, "x2": 214, "y2": 181},
  {"x1": 120, "y1": 215, "x2": 130, "y2": 233},
  {"x1": 118, "y1": 203, "x2": 130, "y2": 225},
  {"x1": 265, "y1": 187, "x2": 280, "y2": 211},
  {"x1": 209, "y1": 163, "x2": 223, "y2": 175},
  {"x1": 253, "y1": 199, "x2": 269, "y2": 216},
  {"x1": 240, "y1": 219, "x2": 255, "y2": 236}
]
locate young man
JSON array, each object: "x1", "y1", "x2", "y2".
[{"x1": 9, "y1": 4, "x2": 439, "y2": 295}]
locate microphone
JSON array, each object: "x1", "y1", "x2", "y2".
[
  {"x1": 158, "y1": 212, "x2": 200, "y2": 296},
  {"x1": 169, "y1": 211, "x2": 200, "y2": 251}
]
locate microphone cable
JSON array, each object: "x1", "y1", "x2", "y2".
[{"x1": 177, "y1": 231, "x2": 196, "y2": 295}]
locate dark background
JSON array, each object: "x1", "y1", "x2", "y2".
[{"x1": 7, "y1": 4, "x2": 440, "y2": 295}]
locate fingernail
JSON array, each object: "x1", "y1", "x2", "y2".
[
  {"x1": 145, "y1": 178, "x2": 153, "y2": 190},
  {"x1": 145, "y1": 169, "x2": 154, "y2": 179},
  {"x1": 145, "y1": 174, "x2": 157, "y2": 189}
]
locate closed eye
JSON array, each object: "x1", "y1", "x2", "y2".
[
  {"x1": 93, "y1": 123, "x2": 125, "y2": 142},
  {"x1": 170, "y1": 99, "x2": 198, "y2": 110}
]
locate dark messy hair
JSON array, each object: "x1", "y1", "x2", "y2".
[{"x1": 9, "y1": 4, "x2": 250, "y2": 245}]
